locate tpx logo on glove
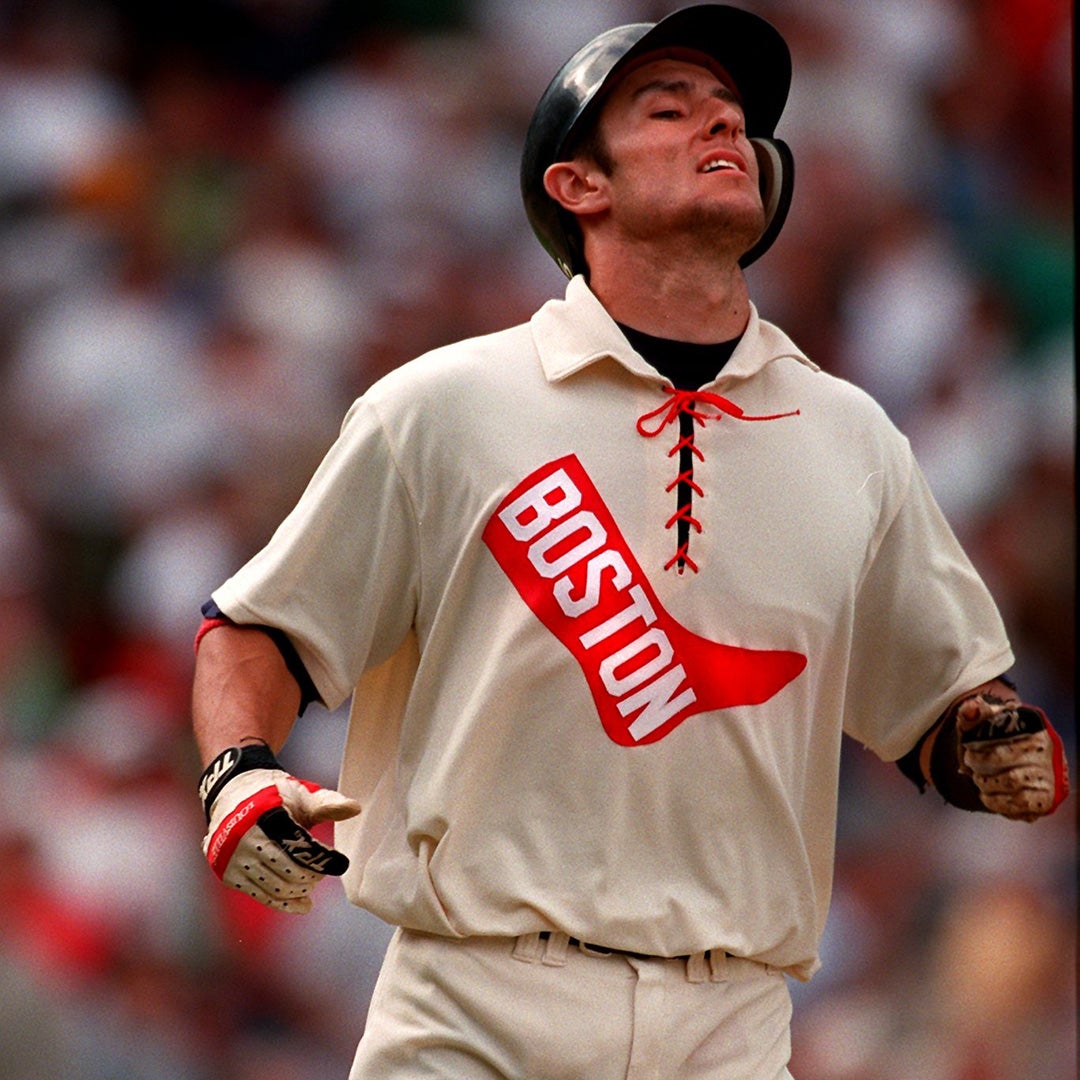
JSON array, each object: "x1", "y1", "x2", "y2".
[
  {"x1": 275, "y1": 812, "x2": 337, "y2": 872},
  {"x1": 483, "y1": 455, "x2": 806, "y2": 745},
  {"x1": 198, "y1": 747, "x2": 239, "y2": 809}
]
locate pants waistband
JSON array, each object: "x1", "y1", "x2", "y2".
[
  {"x1": 566, "y1": 935, "x2": 694, "y2": 962},
  {"x1": 512, "y1": 931, "x2": 735, "y2": 984}
]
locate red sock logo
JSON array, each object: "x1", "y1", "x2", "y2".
[{"x1": 483, "y1": 455, "x2": 807, "y2": 745}]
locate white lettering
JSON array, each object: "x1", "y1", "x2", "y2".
[
  {"x1": 198, "y1": 749, "x2": 238, "y2": 806},
  {"x1": 209, "y1": 798, "x2": 257, "y2": 864},
  {"x1": 498, "y1": 469, "x2": 580, "y2": 541},
  {"x1": 579, "y1": 584, "x2": 656, "y2": 650},
  {"x1": 553, "y1": 549, "x2": 632, "y2": 618},
  {"x1": 528, "y1": 510, "x2": 606, "y2": 579},
  {"x1": 623, "y1": 666, "x2": 698, "y2": 740},
  {"x1": 599, "y1": 628, "x2": 674, "y2": 697}
]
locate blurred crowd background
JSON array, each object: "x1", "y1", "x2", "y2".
[{"x1": 0, "y1": 0, "x2": 1073, "y2": 1077}]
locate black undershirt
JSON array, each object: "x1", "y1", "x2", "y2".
[
  {"x1": 619, "y1": 324, "x2": 741, "y2": 572},
  {"x1": 619, "y1": 325, "x2": 740, "y2": 393}
]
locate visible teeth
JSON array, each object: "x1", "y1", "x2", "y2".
[{"x1": 704, "y1": 159, "x2": 737, "y2": 172}]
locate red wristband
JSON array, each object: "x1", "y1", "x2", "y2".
[{"x1": 194, "y1": 616, "x2": 232, "y2": 655}]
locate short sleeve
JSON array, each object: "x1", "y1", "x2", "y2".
[
  {"x1": 212, "y1": 398, "x2": 421, "y2": 711},
  {"x1": 843, "y1": 457, "x2": 1013, "y2": 760}
]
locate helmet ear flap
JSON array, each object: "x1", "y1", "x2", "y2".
[{"x1": 740, "y1": 137, "x2": 794, "y2": 267}]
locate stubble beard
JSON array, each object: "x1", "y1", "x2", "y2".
[
  {"x1": 616, "y1": 191, "x2": 766, "y2": 266},
  {"x1": 678, "y1": 198, "x2": 765, "y2": 262}
]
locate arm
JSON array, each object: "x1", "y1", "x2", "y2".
[
  {"x1": 193, "y1": 619, "x2": 360, "y2": 913},
  {"x1": 897, "y1": 677, "x2": 1069, "y2": 821},
  {"x1": 192, "y1": 622, "x2": 301, "y2": 764}
]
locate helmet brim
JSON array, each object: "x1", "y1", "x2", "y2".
[{"x1": 607, "y1": 6, "x2": 790, "y2": 139}]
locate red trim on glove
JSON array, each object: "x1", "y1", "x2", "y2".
[
  {"x1": 206, "y1": 783, "x2": 283, "y2": 879},
  {"x1": 1044, "y1": 718, "x2": 1071, "y2": 814}
]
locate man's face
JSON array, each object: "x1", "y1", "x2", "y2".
[{"x1": 584, "y1": 52, "x2": 765, "y2": 258}]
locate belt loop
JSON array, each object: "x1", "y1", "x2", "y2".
[
  {"x1": 541, "y1": 931, "x2": 570, "y2": 967},
  {"x1": 512, "y1": 932, "x2": 544, "y2": 964},
  {"x1": 685, "y1": 950, "x2": 709, "y2": 984},
  {"x1": 707, "y1": 949, "x2": 728, "y2": 982},
  {"x1": 685, "y1": 948, "x2": 729, "y2": 983}
]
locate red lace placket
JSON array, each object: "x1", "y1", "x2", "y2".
[{"x1": 636, "y1": 387, "x2": 799, "y2": 574}]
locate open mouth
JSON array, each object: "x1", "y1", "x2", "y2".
[{"x1": 701, "y1": 156, "x2": 741, "y2": 174}]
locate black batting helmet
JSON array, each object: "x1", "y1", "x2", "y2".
[{"x1": 520, "y1": 4, "x2": 794, "y2": 278}]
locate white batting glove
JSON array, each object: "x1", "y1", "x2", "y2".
[
  {"x1": 956, "y1": 694, "x2": 1070, "y2": 822},
  {"x1": 199, "y1": 743, "x2": 361, "y2": 913}
]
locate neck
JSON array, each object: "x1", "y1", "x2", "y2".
[{"x1": 586, "y1": 246, "x2": 751, "y2": 343}]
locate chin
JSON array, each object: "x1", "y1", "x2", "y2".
[{"x1": 689, "y1": 203, "x2": 765, "y2": 255}]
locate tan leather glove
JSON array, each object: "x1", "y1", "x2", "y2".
[{"x1": 955, "y1": 694, "x2": 1070, "y2": 822}]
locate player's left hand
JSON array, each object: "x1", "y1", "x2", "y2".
[
  {"x1": 199, "y1": 742, "x2": 361, "y2": 913},
  {"x1": 956, "y1": 693, "x2": 1070, "y2": 822}
]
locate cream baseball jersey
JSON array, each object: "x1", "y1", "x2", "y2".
[{"x1": 211, "y1": 276, "x2": 1012, "y2": 979}]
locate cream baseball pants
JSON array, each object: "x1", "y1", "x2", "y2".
[{"x1": 349, "y1": 929, "x2": 795, "y2": 1079}]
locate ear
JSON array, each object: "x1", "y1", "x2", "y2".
[{"x1": 543, "y1": 160, "x2": 610, "y2": 216}]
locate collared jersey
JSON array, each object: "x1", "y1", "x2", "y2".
[{"x1": 212, "y1": 276, "x2": 1012, "y2": 979}]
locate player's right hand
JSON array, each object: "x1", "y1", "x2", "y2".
[{"x1": 198, "y1": 742, "x2": 361, "y2": 913}]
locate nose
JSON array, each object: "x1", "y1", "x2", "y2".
[{"x1": 703, "y1": 97, "x2": 743, "y2": 138}]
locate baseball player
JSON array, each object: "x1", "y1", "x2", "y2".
[{"x1": 191, "y1": 6, "x2": 1070, "y2": 1078}]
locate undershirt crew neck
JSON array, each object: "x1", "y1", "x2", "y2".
[
  {"x1": 618, "y1": 323, "x2": 742, "y2": 573},
  {"x1": 617, "y1": 324, "x2": 739, "y2": 391}
]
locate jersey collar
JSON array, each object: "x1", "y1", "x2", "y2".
[{"x1": 531, "y1": 275, "x2": 817, "y2": 385}]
